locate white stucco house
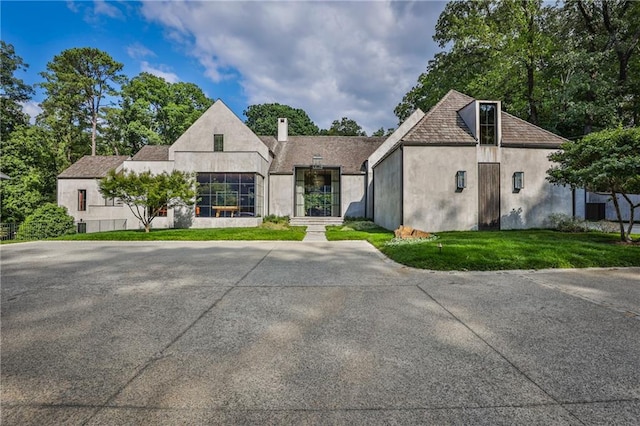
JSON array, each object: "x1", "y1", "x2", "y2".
[{"x1": 59, "y1": 89, "x2": 610, "y2": 233}]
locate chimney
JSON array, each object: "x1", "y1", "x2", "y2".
[{"x1": 277, "y1": 117, "x2": 288, "y2": 142}]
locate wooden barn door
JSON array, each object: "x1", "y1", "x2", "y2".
[{"x1": 478, "y1": 163, "x2": 500, "y2": 230}]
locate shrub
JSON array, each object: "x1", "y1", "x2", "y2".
[
  {"x1": 263, "y1": 215, "x2": 290, "y2": 225},
  {"x1": 340, "y1": 221, "x2": 380, "y2": 231},
  {"x1": 546, "y1": 213, "x2": 589, "y2": 233},
  {"x1": 17, "y1": 203, "x2": 75, "y2": 240}
]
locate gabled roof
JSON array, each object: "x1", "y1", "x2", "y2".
[
  {"x1": 131, "y1": 145, "x2": 170, "y2": 161},
  {"x1": 58, "y1": 156, "x2": 129, "y2": 178},
  {"x1": 261, "y1": 136, "x2": 385, "y2": 174},
  {"x1": 402, "y1": 89, "x2": 568, "y2": 148},
  {"x1": 403, "y1": 90, "x2": 476, "y2": 145}
]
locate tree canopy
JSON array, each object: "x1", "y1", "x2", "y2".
[
  {"x1": 1, "y1": 40, "x2": 34, "y2": 135},
  {"x1": 396, "y1": 0, "x2": 640, "y2": 139},
  {"x1": 547, "y1": 127, "x2": 640, "y2": 242},
  {"x1": 321, "y1": 117, "x2": 367, "y2": 136},
  {"x1": 98, "y1": 169, "x2": 196, "y2": 232},
  {"x1": 104, "y1": 73, "x2": 213, "y2": 155},
  {"x1": 244, "y1": 103, "x2": 319, "y2": 136},
  {"x1": 39, "y1": 47, "x2": 125, "y2": 157}
]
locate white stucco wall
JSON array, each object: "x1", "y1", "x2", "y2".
[
  {"x1": 500, "y1": 148, "x2": 572, "y2": 229},
  {"x1": 342, "y1": 174, "x2": 367, "y2": 218},
  {"x1": 586, "y1": 192, "x2": 640, "y2": 222},
  {"x1": 373, "y1": 148, "x2": 403, "y2": 230},
  {"x1": 366, "y1": 109, "x2": 425, "y2": 218},
  {"x1": 57, "y1": 178, "x2": 173, "y2": 231},
  {"x1": 122, "y1": 160, "x2": 174, "y2": 174},
  {"x1": 403, "y1": 146, "x2": 478, "y2": 232},
  {"x1": 169, "y1": 100, "x2": 270, "y2": 161},
  {"x1": 268, "y1": 174, "x2": 294, "y2": 217}
]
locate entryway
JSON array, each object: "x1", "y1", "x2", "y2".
[
  {"x1": 294, "y1": 168, "x2": 340, "y2": 217},
  {"x1": 478, "y1": 163, "x2": 500, "y2": 230}
]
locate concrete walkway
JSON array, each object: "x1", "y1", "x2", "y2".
[
  {"x1": 302, "y1": 224, "x2": 327, "y2": 242},
  {"x1": 2, "y1": 241, "x2": 639, "y2": 425}
]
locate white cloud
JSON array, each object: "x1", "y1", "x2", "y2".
[
  {"x1": 140, "y1": 61, "x2": 180, "y2": 84},
  {"x1": 20, "y1": 101, "x2": 42, "y2": 124},
  {"x1": 140, "y1": 1, "x2": 446, "y2": 133},
  {"x1": 127, "y1": 43, "x2": 156, "y2": 60},
  {"x1": 93, "y1": 0, "x2": 123, "y2": 19}
]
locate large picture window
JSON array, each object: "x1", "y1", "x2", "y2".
[
  {"x1": 196, "y1": 173, "x2": 263, "y2": 218},
  {"x1": 479, "y1": 103, "x2": 497, "y2": 145}
]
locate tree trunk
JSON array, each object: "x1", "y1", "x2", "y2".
[
  {"x1": 91, "y1": 110, "x2": 97, "y2": 156},
  {"x1": 144, "y1": 223, "x2": 151, "y2": 233},
  {"x1": 610, "y1": 191, "x2": 630, "y2": 242}
]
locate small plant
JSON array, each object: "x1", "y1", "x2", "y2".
[
  {"x1": 384, "y1": 235, "x2": 439, "y2": 246},
  {"x1": 263, "y1": 215, "x2": 290, "y2": 225},
  {"x1": 17, "y1": 203, "x2": 76, "y2": 240},
  {"x1": 547, "y1": 213, "x2": 589, "y2": 232},
  {"x1": 340, "y1": 221, "x2": 380, "y2": 231}
]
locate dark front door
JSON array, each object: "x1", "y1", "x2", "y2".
[{"x1": 478, "y1": 163, "x2": 500, "y2": 230}]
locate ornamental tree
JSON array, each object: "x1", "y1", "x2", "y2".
[
  {"x1": 99, "y1": 169, "x2": 196, "y2": 232},
  {"x1": 547, "y1": 127, "x2": 640, "y2": 242}
]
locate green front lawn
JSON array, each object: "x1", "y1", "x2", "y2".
[
  {"x1": 326, "y1": 223, "x2": 640, "y2": 271},
  {"x1": 57, "y1": 225, "x2": 307, "y2": 241}
]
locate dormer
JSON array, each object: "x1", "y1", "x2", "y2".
[{"x1": 459, "y1": 100, "x2": 502, "y2": 146}]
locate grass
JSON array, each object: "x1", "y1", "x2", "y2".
[
  {"x1": 56, "y1": 225, "x2": 306, "y2": 241},
  {"x1": 326, "y1": 222, "x2": 640, "y2": 271}
]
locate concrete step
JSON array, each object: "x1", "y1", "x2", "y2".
[{"x1": 290, "y1": 217, "x2": 344, "y2": 226}]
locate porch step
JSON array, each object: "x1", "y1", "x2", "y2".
[{"x1": 290, "y1": 217, "x2": 344, "y2": 227}]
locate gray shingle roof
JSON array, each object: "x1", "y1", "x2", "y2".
[
  {"x1": 131, "y1": 145, "x2": 170, "y2": 161},
  {"x1": 403, "y1": 89, "x2": 567, "y2": 148},
  {"x1": 58, "y1": 156, "x2": 129, "y2": 178},
  {"x1": 262, "y1": 136, "x2": 386, "y2": 174}
]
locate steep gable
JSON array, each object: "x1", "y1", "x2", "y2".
[{"x1": 169, "y1": 99, "x2": 269, "y2": 160}]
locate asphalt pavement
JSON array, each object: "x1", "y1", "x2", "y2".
[{"x1": 1, "y1": 241, "x2": 639, "y2": 425}]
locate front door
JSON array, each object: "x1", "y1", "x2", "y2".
[
  {"x1": 294, "y1": 168, "x2": 340, "y2": 217},
  {"x1": 478, "y1": 163, "x2": 500, "y2": 230}
]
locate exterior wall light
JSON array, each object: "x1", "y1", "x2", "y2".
[
  {"x1": 312, "y1": 155, "x2": 323, "y2": 169},
  {"x1": 513, "y1": 171, "x2": 524, "y2": 191},
  {"x1": 456, "y1": 170, "x2": 466, "y2": 191}
]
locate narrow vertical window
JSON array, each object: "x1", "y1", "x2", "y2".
[
  {"x1": 479, "y1": 103, "x2": 497, "y2": 145},
  {"x1": 214, "y1": 134, "x2": 224, "y2": 152},
  {"x1": 78, "y1": 189, "x2": 87, "y2": 211}
]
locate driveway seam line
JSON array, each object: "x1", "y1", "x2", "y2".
[
  {"x1": 80, "y1": 246, "x2": 275, "y2": 426},
  {"x1": 414, "y1": 285, "x2": 587, "y2": 425}
]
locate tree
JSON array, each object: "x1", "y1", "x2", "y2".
[
  {"x1": 0, "y1": 125, "x2": 59, "y2": 222},
  {"x1": 372, "y1": 127, "x2": 394, "y2": 137},
  {"x1": 99, "y1": 169, "x2": 196, "y2": 232},
  {"x1": 244, "y1": 103, "x2": 319, "y2": 136},
  {"x1": 39, "y1": 47, "x2": 125, "y2": 157},
  {"x1": 547, "y1": 127, "x2": 640, "y2": 242},
  {"x1": 322, "y1": 117, "x2": 367, "y2": 136},
  {"x1": 104, "y1": 73, "x2": 212, "y2": 155},
  {"x1": 0, "y1": 41, "x2": 34, "y2": 136}
]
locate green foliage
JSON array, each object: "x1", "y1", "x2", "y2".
[
  {"x1": 547, "y1": 127, "x2": 640, "y2": 241},
  {"x1": 99, "y1": 169, "x2": 197, "y2": 232},
  {"x1": 1, "y1": 41, "x2": 34, "y2": 135},
  {"x1": 17, "y1": 203, "x2": 75, "y2": 240},
  {"x1": 396, "y1": 0, "x2": 640, "y2": 138},
  {"x1": 104, "y1": 72, "x2": 213, "y2": 155},
  {"x1": 39, "y1": 47, "x2": 125, "y2": 157},
  {"x1": 372, "y1": 127, "x2": 394, "y2": 137},
  {"x1": 262, "y1": 215, "x2": 290, "y2": 225},
  {"x1": 57, "y1": 226, "x2": 306, "y2": 241},
  {"x1": 0, "y1": 126, "x2": 60, "y2": 222},
  {"x1": 321, "y1": 117, "x2": 367, "y2": 136},
  {"x1": 244, "y1": 103, "x2": 319, "y2": 136}
]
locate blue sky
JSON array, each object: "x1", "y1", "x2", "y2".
[{"x1": 2, "y1": 1, "x2": 446, "y2": 134}]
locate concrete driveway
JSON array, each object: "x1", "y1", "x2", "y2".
[{"x1": 1, "y1": 241, "x2": 639, "y2": 425}]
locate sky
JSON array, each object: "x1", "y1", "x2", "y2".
[{"x1": 1, "y1": 0, "x2": 447, "y2": 134}]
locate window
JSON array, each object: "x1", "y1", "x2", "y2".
[
  {"x1": 214, "y1": 134, "x2": 224, "y2": 152},
  {"x1": 104, "y1": 197, "x2": 122, "y2": 206},
  {"x1": 479, "y1": 103, "x2": 497, "y2": 145},
  {"x1": 196, "y1": 173, "x2": 262, "y2": 218},
  {"x1": 157, "y1": 205, "x2": 168, "y2": 217},
  {"x1": 78, "y1": 189, "x2": 86, "y2": 211}
]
